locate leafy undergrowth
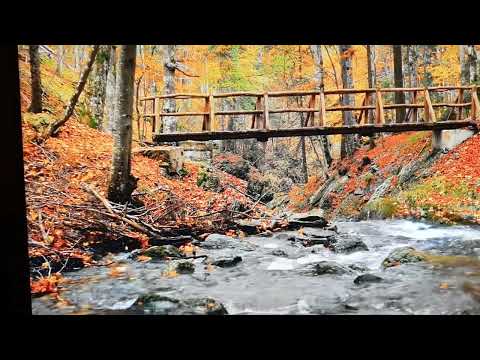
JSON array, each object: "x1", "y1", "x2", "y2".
[
  {"x1": 288, "y1": 130, "x2": 480, "y2": 225},
  {"x1": 20, "y1": 52, "x2": 264, "y2": 297},
  {"x1": 288, "y1": 132, "x2": 431, "y2": 214},
  {"x1": 395, "y1": 133, "x2": 480, "y2": 224}
]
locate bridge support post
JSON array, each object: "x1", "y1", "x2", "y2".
[{"x1": 431, "y1": 129, "x2": 443, "y2": 152}]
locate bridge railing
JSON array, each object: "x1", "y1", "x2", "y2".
[{"x1": 138, "y1": 85, "x2": 480, "y2": 141}]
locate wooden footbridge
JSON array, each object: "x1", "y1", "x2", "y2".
[{"x1": 139, "y1": 85, "x2": 480, "y2": 145}]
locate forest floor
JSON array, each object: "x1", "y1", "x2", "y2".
[{"x1": 19, "y1": 55, "x2": 270, "y2": 297}]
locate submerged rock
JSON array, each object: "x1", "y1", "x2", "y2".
[
  {"x1": 290, "y1": 235, "x2": 329, "y2": 247},
  {"x1": 307, "y1": 261, "x2": 353, "y2": 276},
  {"x1": 382, "y1": 247, "x2": 427, "y2": 268},
  {"x1": 325, "y1": 236, "x2": 369, "y2": 254},
  {"x1": 175, "y1": 261, "x2": 195, "y2": 274},
  {"x1": 271, "y1": 249, "x2": 289, "y2": 257},
  {"x1": 135, "y1": 294, "x2": 228, "y2": 315},
  {"x1": 140, "y1": 245, "x2": 183, "y2": 259},
  {"x1": 210, "y1": 256, "x2": 243, "y2": 268},
  {"x1": 354, "y1": 274, "x2": 383, "y2": 285},
  {"x1": 199, "y1": 234, "x2": 257, "y2": 251}
]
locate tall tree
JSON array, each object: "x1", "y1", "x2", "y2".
[
  {"x1": 466, "y1": 45, "x2": 478, "y2": 83},
  {"x1": 88, "y1": 45, "x2": 112, "y2": 129},
  {"x1": 310, "y1": 45, "x2": 332, "y2": 167},
  {"x1": 162, "y1": 45, "x2": 177, "y2": 134},
  {"x1": 339, "y1": 45, "x2": 357, "y2": 159},
  {"x1": 56, "y1": 45, "x2": 64, "y2": 75},
  {"x1": 104, "y1": 46, "x2": 117, "y2": 134},
  {"x1": 406, "y1": 45, "x2": 418, "y2": 93},
  {"x1": 366, "y1": 45, "x2": 377, "y2": 147},
  {"x1": 393, "y1": 45, "x2": 406, "y2": 123},
  {"x1": 28, "y1": 45, "x2": 43, "y2": 113},
  {"x1": 107, "y1": 45, "x2": 137, "y2": 204}
]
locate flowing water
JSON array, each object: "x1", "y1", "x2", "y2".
[{"x1": 32, "y1": 220, "x2": 480, "y2": 315}]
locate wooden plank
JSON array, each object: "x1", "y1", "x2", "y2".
[
  {"x1": 152, "y1": 120, "x2": 477, "y2": 142},
  {"x1": 376, "y1": 88, "x2": 385, "y2": 124},
  {"x1": 263, "y1": 93, "x2": 269, "y2": 129},
  {"x1": 319, "y1": 91, "x2": 326, "y2": 127}
]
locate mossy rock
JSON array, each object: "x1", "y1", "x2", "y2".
[
  {"x1": 197, "y1": 168, "x2": 222, "y2": 192},
  {"x1": 382, "y1": 247, "x2": 427, "y2": 268},
  {"x1": 363, "y1": 197, "x2": 398, "y2": 219},
  {"x1": 23, "y1": 112, "x2": 55, "y2": 132},
  {"x1": 175, "y1": 261, "x2": 195, "y2": 274},
  {"x1": 141, "y1": 245, "x2": 182, "y2": 259}
]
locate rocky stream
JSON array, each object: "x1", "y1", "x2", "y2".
[{"x1": 32, "y1": 217, "x2": 480, "y2": 315}]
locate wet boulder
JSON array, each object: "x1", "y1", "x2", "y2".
[
  {"x1": 289, "y1": 235, "x2": 329, "y2": 247},
  {"x1": 140, "y1": 245, "x2": 183, "y2": 259},
  {"x1": 234, "y1": 219, "x2": 262, "y2": 235},
  {"x1": 353, "y1": 273, "x2": 383, "y2": 285},
  {"x1": 271, "y1": 249, "x2": 289, "y2": 257},
  {"x1": 325, "y1": 236, "x2": 369, "y2": 254},
  {"x1": 209, "y1": 256, "x2": 243, "y2": 268},
  {"x1": 307, "y1": 261, "x2": 353, "y2": 276},
  {"x1": 175, "y1": 261, "x2": 195, "y2": 274},
  {"x1": 214, "y1": 154, "x2": 251, "y2": 180},
  {"x1": 135, "y1": 294, "x2": 228, "y2": 315},
  {"x1": 199, "y1": 234, "x2": 257, "y2": 251},
  {"x1": 287, "y1": 211, "x2": 328, "y2": 229},
  {"x1": 382, "y1": 246, "x2": 427, "y2": 268},
  {"x1": 348, "y1": 263, "x2": 370, "y2": 272}
]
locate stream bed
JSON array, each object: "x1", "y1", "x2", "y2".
[{"x1": 32, "y1": 219, "x2": 480, "y2": 315}]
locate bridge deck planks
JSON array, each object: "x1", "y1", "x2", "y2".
[{"x1": 153, "y1": 120, "x2": 478, "y2": 143}]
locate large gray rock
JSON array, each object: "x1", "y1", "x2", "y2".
[
  {"x1": 382, "y1": 247, "x2": 427, "y2": 268},
  {"x1": 287, "y1": 211, "x2": 328, "y2": 229},
  {"x1": 353, "y1": 273, "x2": 383, "y2": 285},
  {"x1": 306, "y1": 261, "x2": 353, "y2": 276},
  {"x1": 199, "y1": 234, "x2": 257, "y2": 251},
  {"x1": 325, "y1": 236, "x2": 369, "y2": 254},
  {"x1": 135, "y1": 295, "x2": 228, "y2": 315}
]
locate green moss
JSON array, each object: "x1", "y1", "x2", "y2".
[
  {"x1": 365, "y1": 197, "x2": 398, "y2": 218},
  {"x1": 406, "y1": 132, "x2": 429, "y2": 145}
]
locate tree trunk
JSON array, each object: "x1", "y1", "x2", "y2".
[
  {"x1": 310, "y1": 45, "x2": 332, "y2": 167},
  {"x1": 366, "y1": 45, "x2": 377, "y2": 147},
  {"x1": 104, "y1": 46, "x2": 117, "y2": 134},
  {"x1": 107, "y1": 45, "x2": 137, "y2": 204},
  {"x1": 56, "y1": 45, "x2": 64, "y2": 75},
  {"x1": 45, "y1": 46, "x2": 100, "y2": 138},
  {"x1": 162, "y1": 45, "x2": 177, "y2": 134},
  {"x1": 28, "y1": 45, "x2": 43, "y2": 113},
  {"x1": 466, "y1": 45, "x2": 478, "y2": 84},
  {"x1": 393, "y1": 45, "x2": 406, "y2": 123},
  {"x1": 88, "y1": 45, "x2": 111, "y2": 129},
  {"x1": 339, "y1": 45, "x2": 357, "y2": 159},
  {"x1": 460, "y1": 45, "x2": 469, "y2": 85}
]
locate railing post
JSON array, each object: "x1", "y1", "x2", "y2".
[
  {"x1": 202, "y1": 94, "x2": 213, "y2": 131},
  {"x1": 375, "y1": 87, "x2": 384, "y2": 124},
  {"x1": 209, "y1": 93, "x2": 215, "y2": 131},
  {"x1": 457, "y1": 88, "x2": 464, "y2": 120},
  {"x1": 363, "y1": 92, "x2": 370, "y2": 125},
  {"x1": 153, "y1": 97, "x2": 161, "y2": 135},
  {"x1": 319, "y1": 90, "x2": 326, "y2": 127},
  {"x1": 251, "y1": 96, "x2": 262, "y2": 129},
  {"x1": 306, "y1": 94, "x2": 316, "y2": 126},
  {"x1": 424, "y1": 87, "x2": 436, "y2": 122},
  {"x1": 412, "y1": 90, "x2": 418, "y2": 123},
  {"x1": 263, "y1": 93, "x2": 269, "y2": 129},
  {"x1": 471, "y1": 85, "x2": 480, "y2": 121}
]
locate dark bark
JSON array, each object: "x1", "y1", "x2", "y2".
[
  {"x1": 339, "y1": 45, "x2": 357, "y2": 159},
  {"x1": 45, "y1": 45, "x2": 100, "y2": 138},
  {"x1": 28, "y1": 45, "x2": 43, "y2": 113},
  {"x1": 393, "y1": 45, "x2": 406, "y2": 123},
  {"x1": 107, "y1": 45, "x2": 138, "y2": 204}
]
